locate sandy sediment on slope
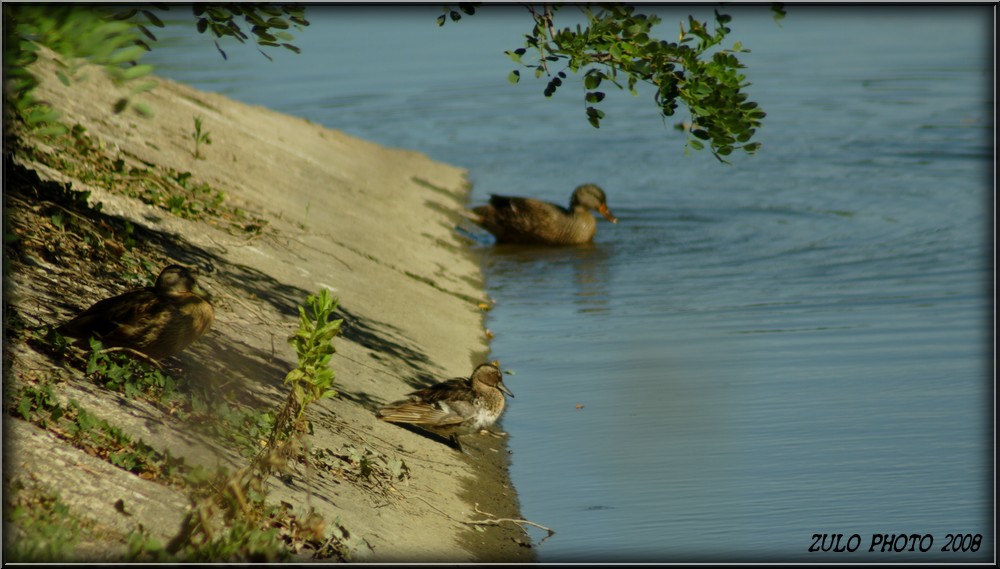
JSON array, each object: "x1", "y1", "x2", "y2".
[{"x1": 3, "y1": 49, "x2": 533, "y2": 562}]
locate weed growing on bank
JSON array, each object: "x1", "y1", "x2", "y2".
[
  {"x1": 12, "y1": 122, "x2": 267, "y2": 235},
  {"x1": 6, "y1": 287, "x2": 359, "y2": 561},
  {"x1": 191, "y1": 115, "x2": 212, "y2": 160},
  {"x1": 3, "y1": 482, "x2": 84, "y2": 562}
]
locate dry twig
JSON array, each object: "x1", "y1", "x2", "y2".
[
  {"x1": 470, "y1": 503, "x2": 555, "y2": 545},
  {"x1": 413, "y1": 495, "x2": 555, "y2": 546}
]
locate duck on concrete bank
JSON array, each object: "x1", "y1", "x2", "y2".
[
  {"x1": 377, "y1": 362, "x2": 513, "y2": 452},
  {"x1": 57, "y1": 264, "x2": 214, "y2": 360}
]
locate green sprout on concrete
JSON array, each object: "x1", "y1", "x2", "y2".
[
  {"x1": 191, "y1": 115, "x2": 212, "y2": 160},
  {"x1": 284, "y1": 288, "x2": 342, "y2": 427}
]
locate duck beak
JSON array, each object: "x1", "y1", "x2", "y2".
[
  {"x1": 497, "y1": 381, "x2": 514, "y2": 398},
  {"x1": 598, "y1": 203, "x2": 618, "y2": 224}
]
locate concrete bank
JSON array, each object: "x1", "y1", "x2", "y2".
[{"x1": 2, "y1": 49, "x2": 533, "y2": 562}]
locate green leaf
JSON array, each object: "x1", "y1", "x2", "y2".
[
  {"x1": 32, "y1": 124, "x2": 69, "y2": 138},
  {"x1": 142, "y1": 9, "x2": 165, "y2": 27},
  {"x1": 507, "y1": 70, "x2": 520, "y2": 84},
  {"x1": 132, "y1": 101, "x2": 154, "y2": 118},
  {"x1": 129, "y1": 79, "x2": 158, "y2": 96},
  {"x1": 17, "y1": 397, "x2": 32, "y2": 421},
  {"x1": 266, "y1": 17, "x2": 290, "y2": 29},
  {"x1": 112, "y1": 9, "x2": 139, "y2": 20},
  {"x1": 285, "y1": 368, "x2": 304, "y2": 385},
  {"x1": 771, "y1": 3, "x2": 787, "y2": 23},
  {"x1": 585, "y1": 106, "x2": 605, "y2": 128},
  {"x1": 584, "y1": 72, "x2": 602, "y2": 90},
  {"x1": 109, "y1": 45, "x2": 147, "y2": 64},
  {"x1": 121, "y1": 64, "x2": 154, "y2": 81},
  {"x1": 24, "y1": 107, "x2": 60, "y2": 125}
]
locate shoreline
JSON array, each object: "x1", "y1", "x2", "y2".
[{"x1": 3, "y1": 49, "x2": 534, "y2": 562}]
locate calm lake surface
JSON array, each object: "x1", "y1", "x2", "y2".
[{"x1": 144, "y1": 5, "x2": 993, "y2": 562}]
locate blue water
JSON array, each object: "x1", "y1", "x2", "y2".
[{"x1": 143, "y1": 5, "x2": 994, "y2": 562}]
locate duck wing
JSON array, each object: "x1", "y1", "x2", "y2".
[
  {"x1": 378, "y1": 376, "x2": 480, "y2": 426},
  {"x1": 487, "y1": 194, "x2": 567, "y2": 216},
  {"x1": 473, "y1": 195, "x2": 573, "y2": 243},
  {"x1": 409, "y1": 377, "x2": 475, "y2": 404},
  {"x1": 57, "y1": 289, "x2": 161, "y2": 342},
  {"x1": 377, "y1": 400, "x2": 468, "y2": 427}
]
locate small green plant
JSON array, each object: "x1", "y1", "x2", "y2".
[
  {"x1": 129, "y1": 507, "x2": 296, "y2": 562},
  {"x1": 126, "y1": 525, "x2": 170, "y2": 561},
  {"x1": 16, "y1": 126, "x2": 259, "y2": 232},
  {"x1": 4, "y1": 483, "x2": 81, "y2": 561},
  {"x1": 86, "y1": 338, "x2": 176, "y2": 400},
  {"x1": 13, "y1": 382, "x2": 60, "y2": 427},
  {"x1": 282, "y1": 288, "x2": 343, "y2": 428},
  {"x1": 210, "y1": 399, "x2": 276, "y2": 458},
  {"x1": 9, "y1": 384, "x2": 187, "y2": 482},
  {"x1": 159, "y1": 288, "x2": 352, "y2": 561},
  {"x1": 182, "y1": 519, "x2": 289, "y2": 562},
  {"x1": 191, "y1": 115, "x2": 212, "y2": 159}
]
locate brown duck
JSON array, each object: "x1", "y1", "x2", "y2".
[
  {"x1": 57, "y1": 264, "x2": 214, "y2": 360},
  {"x1": 470, "y1": 183, "x2": 618, "y2": 245},
  {"x1": 377, "y1": 362, "x2": 513, "y2": 452}
]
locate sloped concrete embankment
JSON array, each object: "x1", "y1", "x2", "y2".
[{"x1": 3, "y1": 50, "x2": 532, "y2": 561}]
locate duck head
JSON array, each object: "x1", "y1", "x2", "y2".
[
  {"x1": 571, "y1": 184, "x2": 618, "y2": 224},
  {"x1": 473, "y1": 362, "x2": 514, "y2": 398},
  {"x1": 155, "y1": 265, "x2": 207, "y2": 298}
]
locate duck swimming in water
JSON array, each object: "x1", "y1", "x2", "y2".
[
  {"x1": 469, "y1": 183, "x2": 617, "y2": 245},
  {"x1": 57, "y1": 264, "x2": 214, "y2": 360}
]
